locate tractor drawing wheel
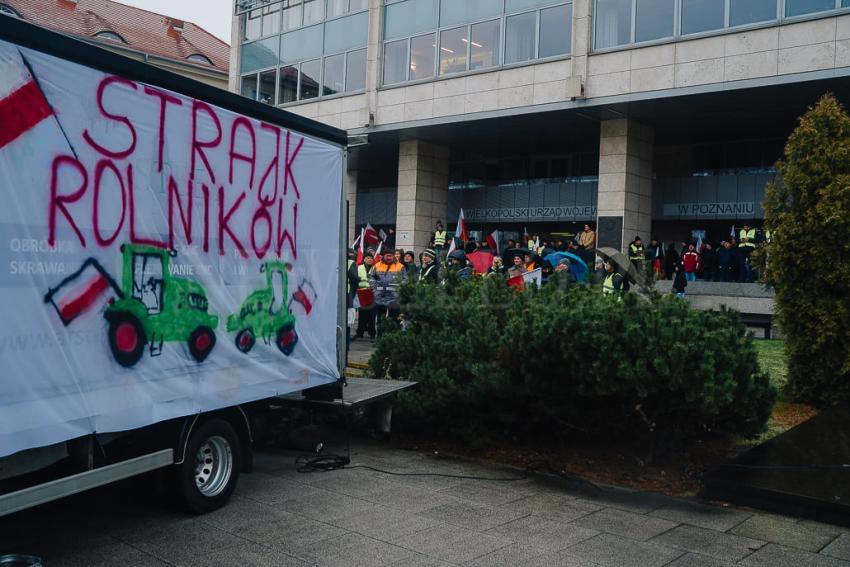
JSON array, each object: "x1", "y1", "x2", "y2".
[
  {"x1": 189, "y1": 326, "x2": 216, "y2": 363},
  {"x1": 276, "y1": 323, "x2": 298, "y2": 356},
  {"x1": 235, "y1": 329, "x2": 255, "y2": 354},
  {"x1": 108, "y1": 313, "x2": 146, "y2": 367}
]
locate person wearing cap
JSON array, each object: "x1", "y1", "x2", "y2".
[
  {"x1": 602, "y1": 259, "x2": 625, "y2": 296},
  {"x1": 447, "y1": 249, "x2": 472, "y2": 280},
  {"x1": 628, "y1": 236, "x2": 645, "y2": 274},
  {"x1": 433, "y1": 221, "x2": 448, "y2": 266},
  {"x1": 370, "y1": 248, "x2": 407, "y2": 331},
  {"x1": 550, "y1": 257, "x2": 576, "y2": 289},
  {"x1": 419, "y1": 248, "x2": 439, "y2": 283},
  {"x1": 355, "y1": 252, "x2": 376, "y2": 341}
]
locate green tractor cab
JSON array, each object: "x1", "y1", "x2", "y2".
[
  {"x1": 226, "y1": 261, "x2": 298, "y2": 356},
  {"x1": 105, "y1": 244, "x2": 219, "y2": 367}
]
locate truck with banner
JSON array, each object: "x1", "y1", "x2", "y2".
[{"x1": 0, "y1": 17, "x2": 347, "y2": 514}]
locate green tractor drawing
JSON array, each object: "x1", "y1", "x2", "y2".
[
  {"x1": 105, "y1": 244, "x2": 219, "y2": 367},
  {"x1": 226, "y1": 261, "x2": 298, "y2": 356}
]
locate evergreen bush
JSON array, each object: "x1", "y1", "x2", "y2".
[
  {"x1": 763, "y1": 94, "x2": 850, "y2": 406},
  {"x1": 370, "y1": 277, "x2": 776, "y2": 455}
]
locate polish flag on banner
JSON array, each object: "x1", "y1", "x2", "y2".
[
  {"x1": 0, "y1": 49, "x2": 55, "y2": 150},
  {"x1": 486, "y1": 229, "x2": 500, "y2": 254},
  {"x1": 291, "y1": 280, "x2": 318, "y2": 316},
  {"x1": 363, "y1": 224, "x2": 380, "y2": 246},
  {"x1": 44, "y1": 259, "x2": 121, "y2": 326}
]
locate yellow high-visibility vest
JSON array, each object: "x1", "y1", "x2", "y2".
[
  {"x1": 739, "y1": 229, "x2": 756, "y2": 248},
  {"x1": 434, "y1": 230, "x2": 447, "y2": 246},
  {"x1": 603, "y1": 273, "x2": 617, "y2": 294}
]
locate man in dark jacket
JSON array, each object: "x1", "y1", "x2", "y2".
[
  {"x1": 701, "y1": 242, "x2": 718, "y2": 281},
  {"x1": 645, "y1": 238, "x2": 664, "y2": 279},
  {"x1": 447, "y1": 249, "x2": 472, "y2": 280},
  {"x1": 717, "y1": 240, "x2": 734, "y2": 282}
]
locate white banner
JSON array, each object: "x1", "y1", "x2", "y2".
[{"x1": 0, "y1": 39, "x2": 342, "y2": 457}]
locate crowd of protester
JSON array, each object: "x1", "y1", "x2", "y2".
[{"x1": 346, "y1": 222, "x2": 770, "y2": 340}]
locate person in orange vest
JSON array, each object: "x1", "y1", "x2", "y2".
[{"x1": 369, "y1": 248, "x2": 407, "y2": 332}]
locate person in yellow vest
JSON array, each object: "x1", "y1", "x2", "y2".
[
  {"x1": 433, "y1": 221, "x2": 448, "y2": 266},
  {"x1": 602, "y1": 259, "x2": 624, "y2": 296},
  {"x1": 738, "y1": 224, "x2": 756, "y2": 282},
  {"x1": 354, "y1": 252, "x2": 376, "y2": 341},
  {"x1": 628, "y1": 236, "x2": 645, "y2": 274}
]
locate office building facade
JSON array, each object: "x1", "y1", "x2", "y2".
[{"x1": 231, "y1": 0, "x2": 850, "y2": 251}]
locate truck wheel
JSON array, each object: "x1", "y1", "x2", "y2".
[
  {"x1": 108, "y1": 313, "x2": 146, "y2": 367},
  {"x1": 276, "y1": 323, "x2": 298, "y2": 356},
  {"x1": 235, "y1": 329, "x2": 255, "y2": 353},
  {"x1": 189, "y1": 326, "x2": 216, "y2": 362},
  {"x1": 178, "y1": 418, "x2": 241, "y2": 514}
]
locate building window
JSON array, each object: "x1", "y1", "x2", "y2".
[
  {"x1": 300, "y1": 59, "x2": 321, "y2": 99},
  {"x1": 383, "y1": 0, "x2": 572, "y2": 85},
  {"x1": 187, "y1": 54, "x2": 214, "y2": 65},
  {"x1": 594, "y1": 0, "x2": 850, "y2": 50},
  {"x1": 244, "y1": 5, "x2": 280, "y2": 41},
  {"x1": 94, "y1": 30, "x2": 127, "y2": 43},
  {"x1": 346, "y1": 48, "x2": 367, "y2": 90},
  {"x1": 0, "y1": 4, "x2": 21, "y2": 17}
]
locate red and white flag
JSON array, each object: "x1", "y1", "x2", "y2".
[
  {"x1": 355, "y1": 227, "x2": 365, "y2": 266},
  {"x1": 447, "y1": 208, "x2": 467, "y2": 256},
  {"x1": 291, "y1": 280, "x2": 318, "y2": 316},
  {"x1": 44, "y1": 259, "x2": 119, "y2": 326},
  {"x1": 0, "y1": 49, "x2": 55, "y2": 151},
  {"x1": 363, "y1": 224, "x2": 380, "y2": 246},
  {"x1": 506, "y1": 268, "x2": 542, "y2": 292},
  {"x1": 486, "y1": 229, "x2": 500, "y2": 254}
]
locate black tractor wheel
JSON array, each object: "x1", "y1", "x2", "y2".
[
  {"x1": 176, "y1": 418, "x2": 241, "y2": 514},
  {"x1": 235, "y1": 328, "x2": 255, "y2": 354},
  {"x1": 108, "y1": 312, "x2": 146, "y2": 367},
  {"x1": 188, "y1": 326, "x2": 216, "y2": 363},
  {"x1": 276, "y1": 323, "x2": 298, "y2": 356}
]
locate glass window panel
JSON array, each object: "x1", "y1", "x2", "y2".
[
  {"x1": 384, "y1": 0, "x2": 439, "y2": 40},
  {"x1": 300, "y1": 59, "x2": 321, "y2": 99},
  {"x1": 241, "y1": 74, "x2": 258, "y2": 100},
  {"x1": 262, "y1": 7, "x2": 281, "y2": 36},
  {"x1": 409, "y1": 33, "x2": 436, "y2": 80},
  {"x1": 505, "y1": 11, "x2": 536, "y2": 63},
  {"x1": 539, "y1": 3, "x2": 572, "y2": 57},
  {"x1": 323, "y1": 53, "x2": 345, "y2": 95},
  {"x1": 681, "y1": 0, "x2": 725, "y2": 35},
  {"x1": 439, "y1": 26, "x2": 468, "y2": 75},
  {"x1": 730, "y1": 0, "x2": 777, "y2": 25},
  {"x1": 439, "y1": 0, "x2": 502, "y2": 27},
  {"x1": 259, "y1": 69, "x2": 276, "y2": 104},
  {"x1": 327, "y1": 0, "x2": 346, "y2": 18},
  {"x1": 303, "y1": 0, "x2": 324, "y2": 25},
  {"x1": 241, "y1": 36, "x2": 279, "y2": 73},
  {"x1": 470, "y1": 19, "x2": 500, "y2": 70},
  {"x1": 281, "y1": 24, "x2": 323, "y2": 63},
  {"x1": 282, "y1": 4, "x2": 302, "y2": 30},
  {"x1": 507, "y1": 0, "x2": 566, "y2": 11},
  {"x1": 245, "y1": 10, "x2": 262, "y2": 40},
  {"x1": 635, "y1": 0, "x2": 674, "y2": 42},
  {"x1": 279, "y1": 65, "x2": 299, "y2": 103},
  {"x1": 324, "y1": 11, "x2": 369, "y2": 53},
  {"x1": 595, "y1": 0, "x2": 631, "y2": 48},
  {"x1": 383, "y1": 39, "x2": 408, "y2": 84},
  {"x1": 785, "y1": 0, "x2": 836, "y2": 16},
  {"x1": 350, "y1": 0, "x2": 368, "y2": 10},
  {"x1": 844, "y1": 0, "x2": 850, "y2": 7},
  {"x1": 346, "y1": 48, "x2": 367, "y2": 90}
]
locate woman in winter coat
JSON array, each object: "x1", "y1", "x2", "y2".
[
  {"x1": 672, "y1": 263, "x2": 687, "y2": 298},
  {"x1": 663, "y1": 243, "x2": 679, "y2": 280}
]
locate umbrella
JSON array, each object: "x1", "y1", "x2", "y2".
[
  {"x1": 544, "y1": 252, "x2": 589, "y2": 282},
  {"x1": 595, "y1": 246, "x2": 648, "y2": 289},
  {"x1": 503, "y1": 248, "x2": 542, "y2": 270},
  {"x1": 467, "y1": 250, "x2": 495, "y2": 275}
]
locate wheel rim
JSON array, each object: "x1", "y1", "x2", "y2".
[
  {"x1": 238, "y1": 330, "x2": 253, "y2": 351},
  {"x1": 194, "y1": 331, "x2": 211, "y2": 352},
  {"x1": 115, "y1": 322, "x2": 138, "y2": 353},
  {"x1": 280, "y1": 329, "x2": 296, "y2": 348},
  {"x1": 194, "y1": 435, "x2": 233, "y2": 497}
]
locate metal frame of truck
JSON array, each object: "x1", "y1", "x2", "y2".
[{"x1": 0, "y1": 17, "x2": 348, "y2": 516}]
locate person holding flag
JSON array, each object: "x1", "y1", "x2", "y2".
[{"x1": 446, "y1": 209, "x2": 468, "y2": 257}]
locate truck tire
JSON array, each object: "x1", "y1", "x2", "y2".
[
  {"x1": 108, "y1": 313, "x2": 146, "y2": 367},
  {"x1": 188, "y1": 326, "x2": 216, "y2": 362},
  {"x1": 235, "y1": 329, "x2": 255, "y2": 353},
  {"x1": 178, "y1": 418, "x2": 241, "y2": 514},
  {"x1": 276, "y1": 323, "x2": 298, "y2": 356}
]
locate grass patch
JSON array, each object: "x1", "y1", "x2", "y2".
[{"x1": 755, "y1": 339, "x2": 788, "y2": 394}]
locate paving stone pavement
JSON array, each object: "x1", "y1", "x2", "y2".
[{"x1": 1, "y1": 437, "x2": 848, "y2": 567}]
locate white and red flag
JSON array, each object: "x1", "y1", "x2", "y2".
[
  {"x1": 447, "y1": 208, "x2": 467, "y2": 255},
  {"x1": 363, "y1": 224, "x2": 380, "y2": 246},
  {"x1": 291, "y1": 279, "x2": 318, "y2": 316},
  {"x1": 507, "y1": 268, "x2": 542, "y2": 292},
  {"x1": 486, "y1": 229, "x2": 500, "y2": 254},
  {"x1": 0, "y1": 49, "x2": 55, "y2": 150},
  {"x1": 355, "y1": 227, "x2": 365, "y2": 266},
  {"x1": 44, "y1": 259, "x2": 120, "y2": 326}
]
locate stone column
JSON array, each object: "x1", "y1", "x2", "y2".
[
  {"x1": 345, "y1": 168, "x2": 358, "y2": 243},
  {"x1": 395, "y1": 140, "x2": 449, "y2": 253},
  {"x1": 365, "y1": 0, "x2": 383, "y2": 126},
  {"x1": 228, "y1": 1, "x2": 242, "y2": 93},
  {"x1": 596, "y1": 119, "x2": 654, "y2": 252}
]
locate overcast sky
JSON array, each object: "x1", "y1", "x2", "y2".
[{"x1": 118, "y1": 0, "x2": 233, "y2": 44}]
